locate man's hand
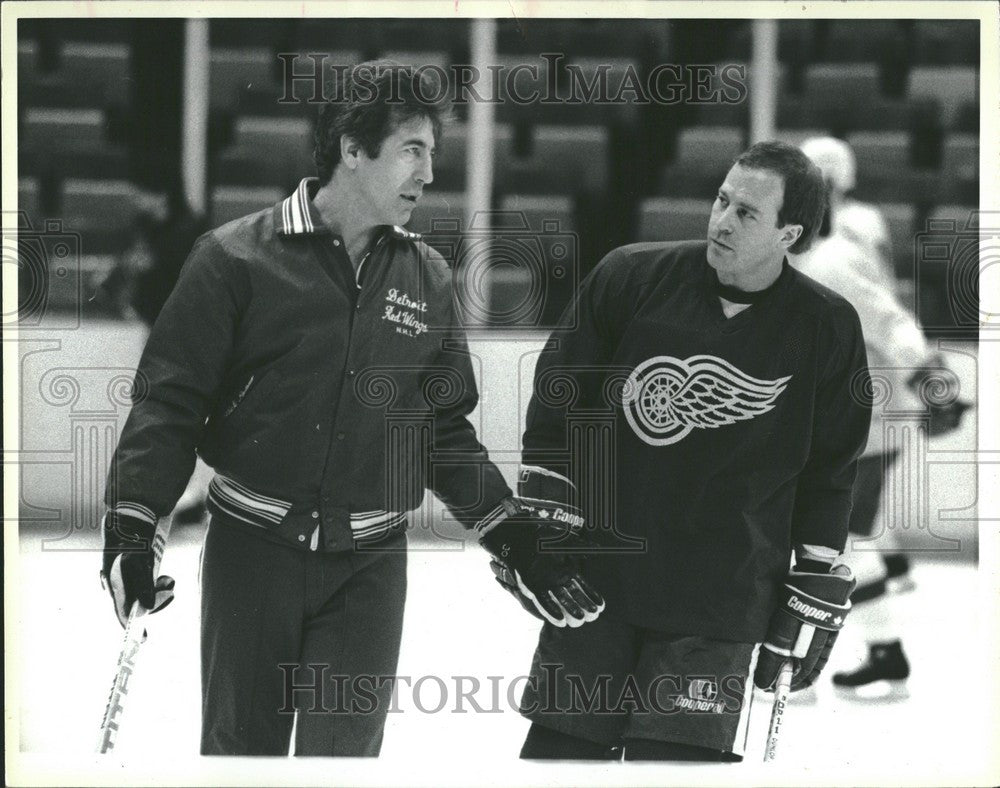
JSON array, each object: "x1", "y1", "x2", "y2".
[
  {"x1": 480, "y1": 499, "x2": 605, "y2": 628},
  {"x1": 101, "y1": 512, "x2": 175, "y2": 629},
  {"x1": 755, "y1": 565, "x2": 855, "y2": 692}
]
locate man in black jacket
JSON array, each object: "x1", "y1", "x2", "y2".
[{"x1": 100, "y1": 61, "x2": 603, "y2": 757}]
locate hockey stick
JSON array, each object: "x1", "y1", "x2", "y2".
[
  {"x1": 763, "y1": 660, "x2": 794, "y2": 763},
  {"x1": 97, "y1": 518, "x2": 171, "y2": 753}
]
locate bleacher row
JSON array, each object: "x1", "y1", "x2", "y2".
[
  {"x1": 17, "y1": 19, "x2": 979, "y2": 304},
  {"x1": 19, "y1": 38, "x2": 979, "y2": 125},
  {"x1": 18, "y1": 17, "x2": 979, "y2": 64},
  {"x1": 18, "y1": 108, "x2": 976, "y2": 274}
]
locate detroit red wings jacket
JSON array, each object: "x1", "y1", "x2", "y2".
[{"x1": 105, "y1": 179, "x2": 512, "y2": 552}]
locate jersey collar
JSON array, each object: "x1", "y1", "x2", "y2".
[{"x1": 275, "y1": 178, "x2": 424, "y2": 243}]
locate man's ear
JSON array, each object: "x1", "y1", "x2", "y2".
[
  {"x1": 780, "y1": 224, "x2": 804, "y2": 249},
  {"x1": 340, "y1": 135, "x2": 361, "y2": 170}
]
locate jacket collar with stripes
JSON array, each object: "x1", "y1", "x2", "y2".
[{"x1": 275, "y1": 178, "x2": 423, "y2": 243}]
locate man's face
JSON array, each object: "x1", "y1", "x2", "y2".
[
  {"x1": 706, "y1": 164, "x2": 799, "y2": 281},
  {"x1": 353, "y1": 115, "x2": 435, "y2": 227}
]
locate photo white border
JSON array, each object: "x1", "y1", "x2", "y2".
[{"x1": 3, "y1": 2, "x2": 998, "y2": 785}]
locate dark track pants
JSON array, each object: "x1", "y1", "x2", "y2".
[{"x1": 200, "y1": 517, "x2": 407, "y2": 756}]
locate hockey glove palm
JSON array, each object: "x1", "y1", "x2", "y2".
[
  {"x1": 481, "y1": 500, "x2": 604, "y2": 628},
  {"x1": 101, "y1": 512, "x2": 175, "y2": 629},
  {"x1": 755, "y1": 565, "x2": 855, "y2": 692}
]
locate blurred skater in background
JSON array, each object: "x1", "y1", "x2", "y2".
[{"x1": 791, "y1": 138, "x2": 972, "y2": 698}]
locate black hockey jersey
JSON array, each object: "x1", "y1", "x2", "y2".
[{"x1": 522, "y1": 240, "x2": 871, "y2": 642}]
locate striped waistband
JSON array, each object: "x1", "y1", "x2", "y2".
[{"x1": 207, "y1": 474, "x2": 407, "y2": 543}]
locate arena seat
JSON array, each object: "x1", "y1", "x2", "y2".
[
  {"x1": 563, "y1": 55, "x2": 640, "y2": 123},
  {"x1": 494, "y1": 54, "x2": 637, "y2": 125},
  {"x1": 19, "y1": 178, "x2": 41, "y2": 226},
  {"x1": 907, "y1": 66, "x2": 978, "y2": 128},
  {"x1": 847, "y1": 131, "x2": 912, "y2": 174},
  {"x1": 953, "y1": 101, "x2": 978, "y2": 133},
  {"x1": 675, "y1": 126, "x2": 744, "y2": 169},
  {"x1": 848, "y1": 132, "x2": 929, "y2": 203},
  {"x1": 636, "y1": 197, "x2": 710, "y2": 243},
  {"x1": 490, "y1": 53, "x2": 553, "y2": 123},
  {"x1": 230, "y1": 116, "x2": 313, "y2": 153},
  {"x1": 210, "y1": 186, "x2": 285, "y2": 228},
  {"x1": 495, "y1": 125, "x2": 609, "y2": 196},
  {"x1": 211, "y1": 48, "x2": 362, "y2": 114},
  {"x1": 210, "y1": 47, "x2": 280, "y2": 112},
  {"x1": 498, "y1": 18, "x2": 656, "y2": 57},
  {"x1": 940, "y1": 134, "x2": 978, "y2": 204},
  {"x1": 428, "y1": 121, "x2": 488, "y2": 192},
  {"x1": 20, "y1": 42, "x2": 130, "y2": 108},
  {"x1": 694, "y1": 62, "x2": 781, "y2": 127},
  {"x1": 20, "y1": 146, "x2": 130, "y2": 182},
  {"x1": 804, "y1": 63, "x2": 881, "y2": 102},
  {"x1": 498, "y1": 194, "x2": 576, "y2": 235},
  {"x1": 210, "y1": 18, "x2": 299, "y2": 48},
  {"x1": 20, "y1": 17, "x2": 131, "y2": 44},
  {"x1": 778, "y1": 94, "x2": 939, "y2": 133},
  {"x1": 378, "y1": 51, "x2": 450, "y2": 71},
  {"x1": 775, "y1": 20, "x2": 816, "y2": 64},
  {"x1": 483, "y1": 195, "x2": 580, "y2": 328},
  {"x1": 942, "y1": 134, "x2": 978, "y2": 181},
  {"x1": 77, "y1": 228, "x2": 132, "y2": 256},
  {"x1": 912, "y1": 20, "x2": 979, "y2": 65},
  {"x1": 61, "y1": 179, "x2": 139, "y2": 229},
  {"x1": 22, "y1": 108, "x2": 107, "y2": 149},
  {"x1": 658, "y1": 126, "x2": 743, "y2": 197},
  {"x1": 360, "y1": 19, "x2": 465, "y2": 54},
  {"x1": 213, "y1": 116, "x2": 315, "y2": 190},
  {"x1": 816, "y1": 20, "x2": 908, "y2": 63}
]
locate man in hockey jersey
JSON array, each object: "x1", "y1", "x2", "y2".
[
  {"x1": 502, "y1": 141, "x2": 872, "y2": 761},
  {"x1": 99, "y1": 61, "x2": 603, "y2": 757}
]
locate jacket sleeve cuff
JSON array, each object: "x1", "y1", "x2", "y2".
[
  {"x1": 108, "y1": 502, "x2": 157, "y2": 527},
  {"x1": 518, "y1": 464, "x2": 576, "y2": 501},
  {"x1": 474, "y1": 496, "x2": 521, "y2": 537}
]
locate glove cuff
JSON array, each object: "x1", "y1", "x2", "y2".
[{"x1": 778, "y1": 567, "x2": 856, "y2": 631}]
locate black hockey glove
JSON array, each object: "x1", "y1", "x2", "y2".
[
  {"x1": 907, "y1": 364, "x2": 971, "y2": 438},
  {"x1": 755, "y1": 565, "x2": 855, "y2": 692},
  {"x1": 480, "y1": 498, "x2": 605, "y2": 628},
  {"x1": 100, "y1": 511, "x2": 175, "y2": 629}
]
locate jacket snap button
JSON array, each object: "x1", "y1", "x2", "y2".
[{"x1": 298, "y1": 534, "x2": 306, "y2": 542}]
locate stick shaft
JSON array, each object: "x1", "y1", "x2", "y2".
[
  {"x1": 97, "y1": 518, "x2": 171, "y2": 753},
  {"x1": 763, "y1": 660, "x2": 794, "y2": 762}
]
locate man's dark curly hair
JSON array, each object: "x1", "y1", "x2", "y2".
[
  {"x1": 733, "y1": 141, "x2": 828, "y2": 254},
  {"x1": 313, "y1": 60, "x2": 449, "y2": 185}
]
